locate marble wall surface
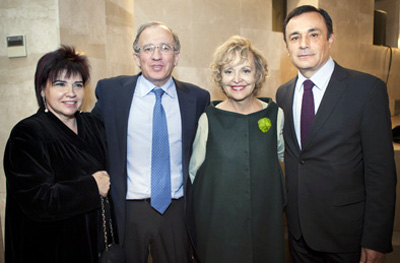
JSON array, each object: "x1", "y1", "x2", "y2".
[
  {"x1": 133, "y1": 0, "x2": 400, "y2": 106},
  {"x1": 0, "y1": 0, "x2": 135, "y2": 252},
  {"x1": 320, "y1": 0, "x2": 400, "y2": 113},
  {"x1": 0, "y1": 0, "x2": 60, "y2": 252},
  {"x1": 133, "y1": 0, "x2": 294, "y2": 100},
  {"x1": 1, "y1": 0, "x2": 400, "y2": 255},
  {"x1": 58, "y1": 0, "x2": 135, "y2": 110}
]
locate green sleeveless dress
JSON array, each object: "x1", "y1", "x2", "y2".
[{"x1": 193, "y1": 98, "x2": 286, "y2": 263}]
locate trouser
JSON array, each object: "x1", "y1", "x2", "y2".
[
  {"x1": 125, "y1": 198, "x2": 191, "y2": 263},
  {"x1": 289, "y1": 235, "x2": 361, "y2": 263}
]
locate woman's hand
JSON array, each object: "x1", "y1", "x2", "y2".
[{"x1": 92, "y1": 171, "x2": 110, "y2": 197}]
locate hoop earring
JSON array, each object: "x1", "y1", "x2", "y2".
[{"x1": 42, "y1": 96, "x2": 49, "y2": 113}]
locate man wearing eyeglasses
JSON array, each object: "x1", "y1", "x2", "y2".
[{"x1": 92, "y1": 21, "x2": 210, "y2": 263}]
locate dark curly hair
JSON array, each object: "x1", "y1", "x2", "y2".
[{"x1": 34, "y1": 45, "x2": 90, "y2": 109}]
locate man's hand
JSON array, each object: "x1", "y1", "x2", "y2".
[{"x1": 360, "y1": 247, "x2": 385, "y2": 263}]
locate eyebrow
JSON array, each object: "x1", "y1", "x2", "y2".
[
  {"x1": 308, "y1": 27, "x2": 322, "y2": 33},
  {"x1": 52, "y1": 79, "x2": 65, "y2": 83},
  {"x1": 143, "y1": 42, "x2": 171, "y2": 46},
  {"x1": 288, "y1": 27, "x2": 322, "y2": 37},
  {"x1": 52, "y1": 79, "x2": 83, "y2": 84}
]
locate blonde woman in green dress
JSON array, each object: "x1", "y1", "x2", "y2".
[{"x1": 189, "y1": 35, "x2": 286, "y2": 263}]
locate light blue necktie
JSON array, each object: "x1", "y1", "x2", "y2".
[{"x1": 151, "y1": 88, "x2": 171, "y2": 214}]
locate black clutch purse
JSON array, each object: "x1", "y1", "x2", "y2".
[{"x1": 99, "y1": 197, "x2": 125, "y2": 263}]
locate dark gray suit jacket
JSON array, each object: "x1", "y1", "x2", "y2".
[
  {"x1": 276, "y1": 62, "x2": 396, "y2": 253},
  {"x1": 92, "y1": 73, "x2": 210, "y2": 245}
]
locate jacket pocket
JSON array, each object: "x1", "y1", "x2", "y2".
[{"x1": 333, "y1": 189, "x2": 365, "y2": 206}]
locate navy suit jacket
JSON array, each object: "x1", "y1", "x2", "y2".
[
  {"x1": 92, "y1": 73, "x2": 210, "y2": 245},
  {"x1": 276, "y1": 62, "x2": 396, "y2": 253}
]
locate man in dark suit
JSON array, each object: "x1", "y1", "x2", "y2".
[
  {"x1": 92, "y1": 21, "x2": 210, "y2": 263},
  {"x1": 276, "y1": 5, "x2": 396, "y2": 263}
]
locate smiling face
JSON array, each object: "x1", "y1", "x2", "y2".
[
  {"x1": 285, "y1": 11, "x2": 333, "y2": 78},
  {"x1": 41, "y1": 70, "x2": 84, "y2": 124},
  {"x1": 221, "y1": 52, "x2": 257, "y2": 103},
  {"x1": 134, "y1": 25, "x2": 180, "y2": 87}
]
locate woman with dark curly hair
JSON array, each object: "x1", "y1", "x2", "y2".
[{"x1": 4, "y1": 46, "x2": 110, "y2": 263}]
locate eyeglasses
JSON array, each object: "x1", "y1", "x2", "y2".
[{"x1": 138, "y1": 43, "x2": 175, "y2": 55}]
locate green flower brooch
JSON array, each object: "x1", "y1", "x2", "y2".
[{"x1": 258, "y1": 118, "x2": 271, "y2": 133}]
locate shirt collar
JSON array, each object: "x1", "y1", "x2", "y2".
[
  {"x1": 296, "y1": 57, "x2": 335, "y2": 92},
  {"x1": 137, "y1": 75, "x2": 176, "y2": 98}
]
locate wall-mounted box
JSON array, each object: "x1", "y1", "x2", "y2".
[{"x1": 7, "y1": 35, "x2": 27, "y2": 58}]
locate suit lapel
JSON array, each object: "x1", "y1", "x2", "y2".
[
  {"x1": 285, "y1": 78, "x2": 302, "y2": 153},
  {"x1": 174, "y1": 78, "x2": 194, "y2": 151},
  {"x1": 304, "y1": 63, "x2": 348, "y2": 148},
  {"x1": 174, "y1": 78, "x2": 196, "y2": 188},
  {"x1": 116, "y1": 75, "x2": 139, "y2": 166}
]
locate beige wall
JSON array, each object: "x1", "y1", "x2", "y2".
[
  {"x1": 131, "y1": 0, "x2": 400, "y2": 106},
  {"x1": 0, "y1": 0, "x2": 135, "y2": 254},
  {"x1": 1, "y1": 0, "x2": 400, "y2": 255},
  {"x1": 321, "y1": 0, "x2": 400, "y2": 113},
  {"x1": 0, "y1": 1, "x2": 60, "y2": 255},
  {"x1": 133, "y1": 0, "x2": 291, "y2": 100},
  {"x1": 58, "y1": 0, "x2": 135, "y2": 109}
]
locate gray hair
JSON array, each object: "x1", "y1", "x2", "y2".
[{"x1": 133, "y1": 21, "x2": 181, "y2": 53}]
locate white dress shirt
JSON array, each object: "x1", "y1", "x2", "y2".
[
  {"x1": 126, "y1": 75, "x2": 183, "y2": 199},
  {"x1": 293, "y1": 57, "x2": 335, "y2": 149}
]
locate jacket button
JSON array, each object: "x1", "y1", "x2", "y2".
[{"x1": 300, "y1": 160, "x2": 305, "y2": 165}]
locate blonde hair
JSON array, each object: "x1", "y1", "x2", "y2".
[{"x1": 210, "y1": 35, "x2": 268, "y2": 95}]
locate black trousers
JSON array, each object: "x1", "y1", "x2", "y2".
[
  {"x1": 289, "y1": 235, "x2": 361, "y2": 263},
  {"x1": 125, "y1": 198, "x2": 191, "y2": 263}
]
